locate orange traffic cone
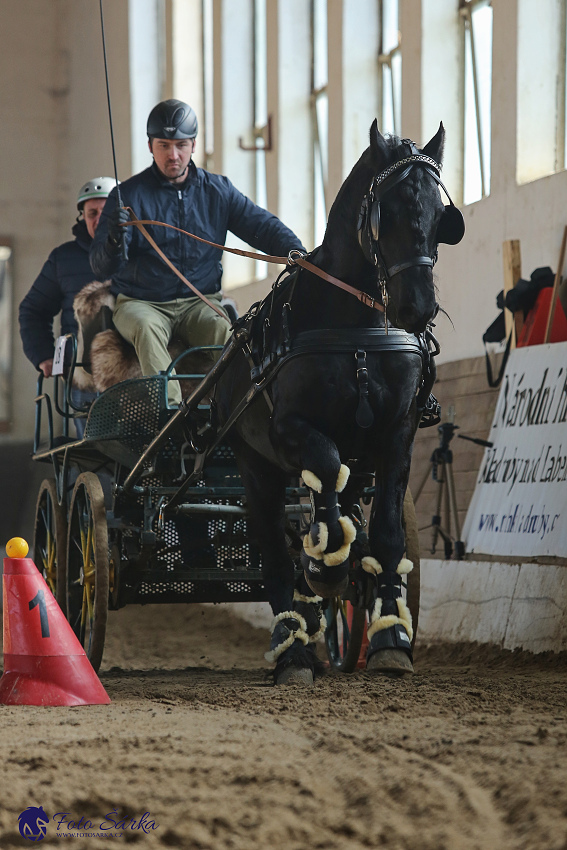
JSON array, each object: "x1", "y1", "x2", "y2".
[{"x1": 0, "y1": 538, "x2": 110, "y2": 706}]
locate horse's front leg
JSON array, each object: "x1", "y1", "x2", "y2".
[
  {"x1": 364, "y1": 428, "x2": 416, "y2": 676},
  {"x1": 273, "y1": 416, "x2": 357, "y2": 599},
  {"x1": 231, "y1": 437, "x2": 324, "y2": 685}
]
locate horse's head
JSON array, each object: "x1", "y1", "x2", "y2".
[{"x1": 353, "y1": 121, "x2": 464, "y2": 334}]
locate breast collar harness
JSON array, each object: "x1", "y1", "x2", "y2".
[{"x1": 357, "y1": 141, "x2": 465, "y2": 308}]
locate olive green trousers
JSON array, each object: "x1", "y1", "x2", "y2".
[{"x1": 113, "y1": 293, "x2": 231, "y2": 404}]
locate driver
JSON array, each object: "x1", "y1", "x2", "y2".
[{"x1": 90, "y1": 98, "x2": 306, "y2": 405}]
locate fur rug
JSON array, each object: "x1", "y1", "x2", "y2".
[
  {"x1": 72, "y1": 280, "x2": 115, "y2": 390},
  {"x1": 73, "y1": 279, "x2": 213, "y2": 394}
]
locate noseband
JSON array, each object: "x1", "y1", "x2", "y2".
[{"x1": 357, "y1": 144, "x2": 465, "y2": 294}]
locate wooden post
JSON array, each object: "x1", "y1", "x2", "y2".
[
  {"x1": 544, "y1": 225, "x2": 567, "y2": 344},
  {"x1": 502, "y1": 240, "x2": 522, "y2": 348}
]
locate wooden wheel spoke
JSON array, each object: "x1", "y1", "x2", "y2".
[
  {"x1": 33, "y1": 479, "x2": 67, "y2": 610},
  {"x1": 66, "y1": 473, "x2": 109, "y2": 673}
]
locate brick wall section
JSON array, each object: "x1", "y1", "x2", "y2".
[{"x1": 408, "y1": 354, "x2": 503, "y2": 558}]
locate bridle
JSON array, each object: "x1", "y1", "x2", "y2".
[{"x1": 357, "y1": 143, "x2": 465, "y2": 308}]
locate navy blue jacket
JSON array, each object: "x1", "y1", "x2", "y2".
[
  {"x1": 19, "y1": 220, "x2": 95, "y2": 369},
  {"x1": 90, "y1": 161, "x2": 306, "y2": 300}
]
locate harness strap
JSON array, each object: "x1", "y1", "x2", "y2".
[
  {"x1": 388, "y1": 257, "x2": 434, "y2": 277},
  {"x1": 291, "y1": 327, "x2": 422, "y2": 354},
  {"x1": 293, "y1": 258, "x2": 385, "y2": 313},
  {"x1": 355, "y1": 350, "x2": 374, "y2": 429}
]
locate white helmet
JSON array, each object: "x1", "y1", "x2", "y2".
[{"x1": 77, "y1": 177, "x2": 118, "y2": 209}]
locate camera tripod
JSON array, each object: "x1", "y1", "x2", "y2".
[{"x1": 413, "y1": 422, "x2": 492, "y2": 560}]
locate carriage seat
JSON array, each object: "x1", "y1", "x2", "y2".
[{"x1": 72, "y1": 279, "x2": 214, "y2": 396}]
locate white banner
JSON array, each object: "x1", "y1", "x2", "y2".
[{"x1": 463, "y1": 342, "x2": 567, "y2": 557}]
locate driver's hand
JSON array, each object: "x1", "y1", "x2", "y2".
[
  {"x1": 108, "y1": 206, "x2": 130, "y2": 248},
  {"x1": 39, "y1": 359, "x2": 53, "y2": 378}
]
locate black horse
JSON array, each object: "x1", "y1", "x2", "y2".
[{"x1": 215, "y1": 120, "x2": 464, "y2": 684}]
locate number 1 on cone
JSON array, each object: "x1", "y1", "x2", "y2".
[{"x1": 29, "y1": 589, "x2": 50, "y2": 638}]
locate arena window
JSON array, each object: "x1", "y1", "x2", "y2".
[
  {"x1": 311, "y1": 0, "x2": 329, "y2": 247},
  {"x1": 378, "y1": 0, "x2": 401, "y2": 136},
  {"x1": 517, "y1": 0, "x2": 565, "y2": 184},
  {"x1": 460, "y1": 0, "x2": 493, "y2": 203}
]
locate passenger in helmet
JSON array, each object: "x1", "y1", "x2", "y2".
[
  {"x1": 19, "y1": 176, "x2": 117, "y2": 436},
  {"x1": 90, "y1": 99, "x2": 306, "y2": 406}
]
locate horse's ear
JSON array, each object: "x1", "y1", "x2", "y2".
[
  {"x1": 369, "y1": 118, "x2": 390, "y2": 164},
  {"x1": 421, "y1": 122, "x2": 445, "y2": 166}
]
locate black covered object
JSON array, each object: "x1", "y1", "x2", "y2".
[
  {"x1": 482, "y1": 266, "x2": 554, "y2": 389},
  {"x1": 497, "y1": 266, "x2": 555, "y2": 318},
  {"x1": 482, "y1": 310, "x2": 505, "y2": 345}
]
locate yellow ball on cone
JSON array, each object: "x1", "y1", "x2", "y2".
[{"x1": 6, "y1": 538, "x2": 29, "y2": 559}]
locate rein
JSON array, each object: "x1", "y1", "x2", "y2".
[{"x1": 122, "y1": 214, "x2": 386, "y2": 315}]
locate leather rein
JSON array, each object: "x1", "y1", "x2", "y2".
[{"x1": 122, "y1": 213, "x2": 387, "y2": 316}]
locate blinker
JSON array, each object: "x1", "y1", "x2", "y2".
[{"x1": 436, "y1": 203, "x2": 465, "y2": 246}]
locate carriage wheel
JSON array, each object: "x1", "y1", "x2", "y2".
[
  {"x1": 324, "y1": 596, "x2": 367, "y2": 673},
  {"x1": 403, "y1": 487, "x2": 420, "y2": 648},
  {"x1": 66, "y1": 472, "x2": 109, "y2": 672},
  {"x1": 33, "y1": 479, "x2": 67, "y2": 610}
]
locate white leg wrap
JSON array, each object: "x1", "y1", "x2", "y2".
[
  {"x1": 363, "y1": 557, "x2": 413, "y2": 576},
  {"x1": 322, "y1": 515, "x2": 356, "y2": 566},
  {"x1": 301, "y1": 469, "x2": 322, "y2": 493},
  {"x1": 293, "y1": 590, "x2": 326, "y2": 642},
  {"x1": 362, "y1": 556, "x2": 383, "y2": 575},
  {"x1": 335, "y1": 464, "x2": 350, "y2": 493},
  {"x1": 264, "y1": 611, "x2": 309, "y2": 663},
  {"x1": 309, "y1": 612, "x2": 327, "y2": 643},
  {"x1": 366, "y1": 597, "x2": 413, "y2": 644},
  {"x1": 397, "y1": 558, "x2": 414, "y2": 575},
  {"x1": 303, "y1": 522, "x2": 329, "y2": 558},
  {"x1": 302, "y1": 464, "x2": 350, "y2": 494}
]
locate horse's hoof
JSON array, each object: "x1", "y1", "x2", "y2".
[
  {"x1": 366, "y1": 649, "x2": 414, "y2": 677},
  {"x1": 304, "y1": 574, "x2": 348, "y2": 599},
  {"x1": 301, "y1": 550, "x2": 349, "y2": 599},
  {"x1": 275, "y1": 666, "x2": 314, "y2": 687}
]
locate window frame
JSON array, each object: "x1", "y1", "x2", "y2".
[
  {"x1": 310, "y1": 0, "x2": 329, "y2": 246},
  {"x1": 460, "y1": 0, "x2": 493, "y2": 202},
  {"x1": 378, "y1": 0, "x2": 401, "y2": 137}
]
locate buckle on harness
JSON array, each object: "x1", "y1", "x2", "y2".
[
  {"x1": 288, "y1": 249, "x2": 306, "y2": 265},
  {"x1": 359, "y1": 292, "x2": 375, "y2": 309}
]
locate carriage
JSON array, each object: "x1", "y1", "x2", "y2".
[{"x1": 31, "y1": 331, "x2": 419, "y2": 675}]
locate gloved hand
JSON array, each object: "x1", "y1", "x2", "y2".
[{"x1": 107, "y1": 206, "x2": 130, "y2": 248}]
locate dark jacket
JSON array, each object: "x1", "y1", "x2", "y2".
[
  {"x1": 19, "y1": 220, "x2": 95, "y2": 369},
  {"x1": 90, "y1": 161, "x2": 306, "y2": 301}
]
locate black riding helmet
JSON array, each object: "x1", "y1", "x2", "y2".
[{"x1": 147, "y1": 99, "x2": 198, "y2": 140}]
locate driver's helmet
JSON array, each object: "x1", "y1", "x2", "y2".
[{"x1": 147, "y1": 99, "x2": 198, "y2": 140}]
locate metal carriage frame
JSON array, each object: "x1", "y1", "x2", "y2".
[{"x1": 31, "y1": 336, "x2": 420, "y2": 674}]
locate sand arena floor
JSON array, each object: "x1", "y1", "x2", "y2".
[{"x1": 1, "y1": 603, "x2": 567, "y2": 849}]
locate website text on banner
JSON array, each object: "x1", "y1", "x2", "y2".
[{"x1": 463, "y1": 342, "x2": 567, "y2": 558}]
